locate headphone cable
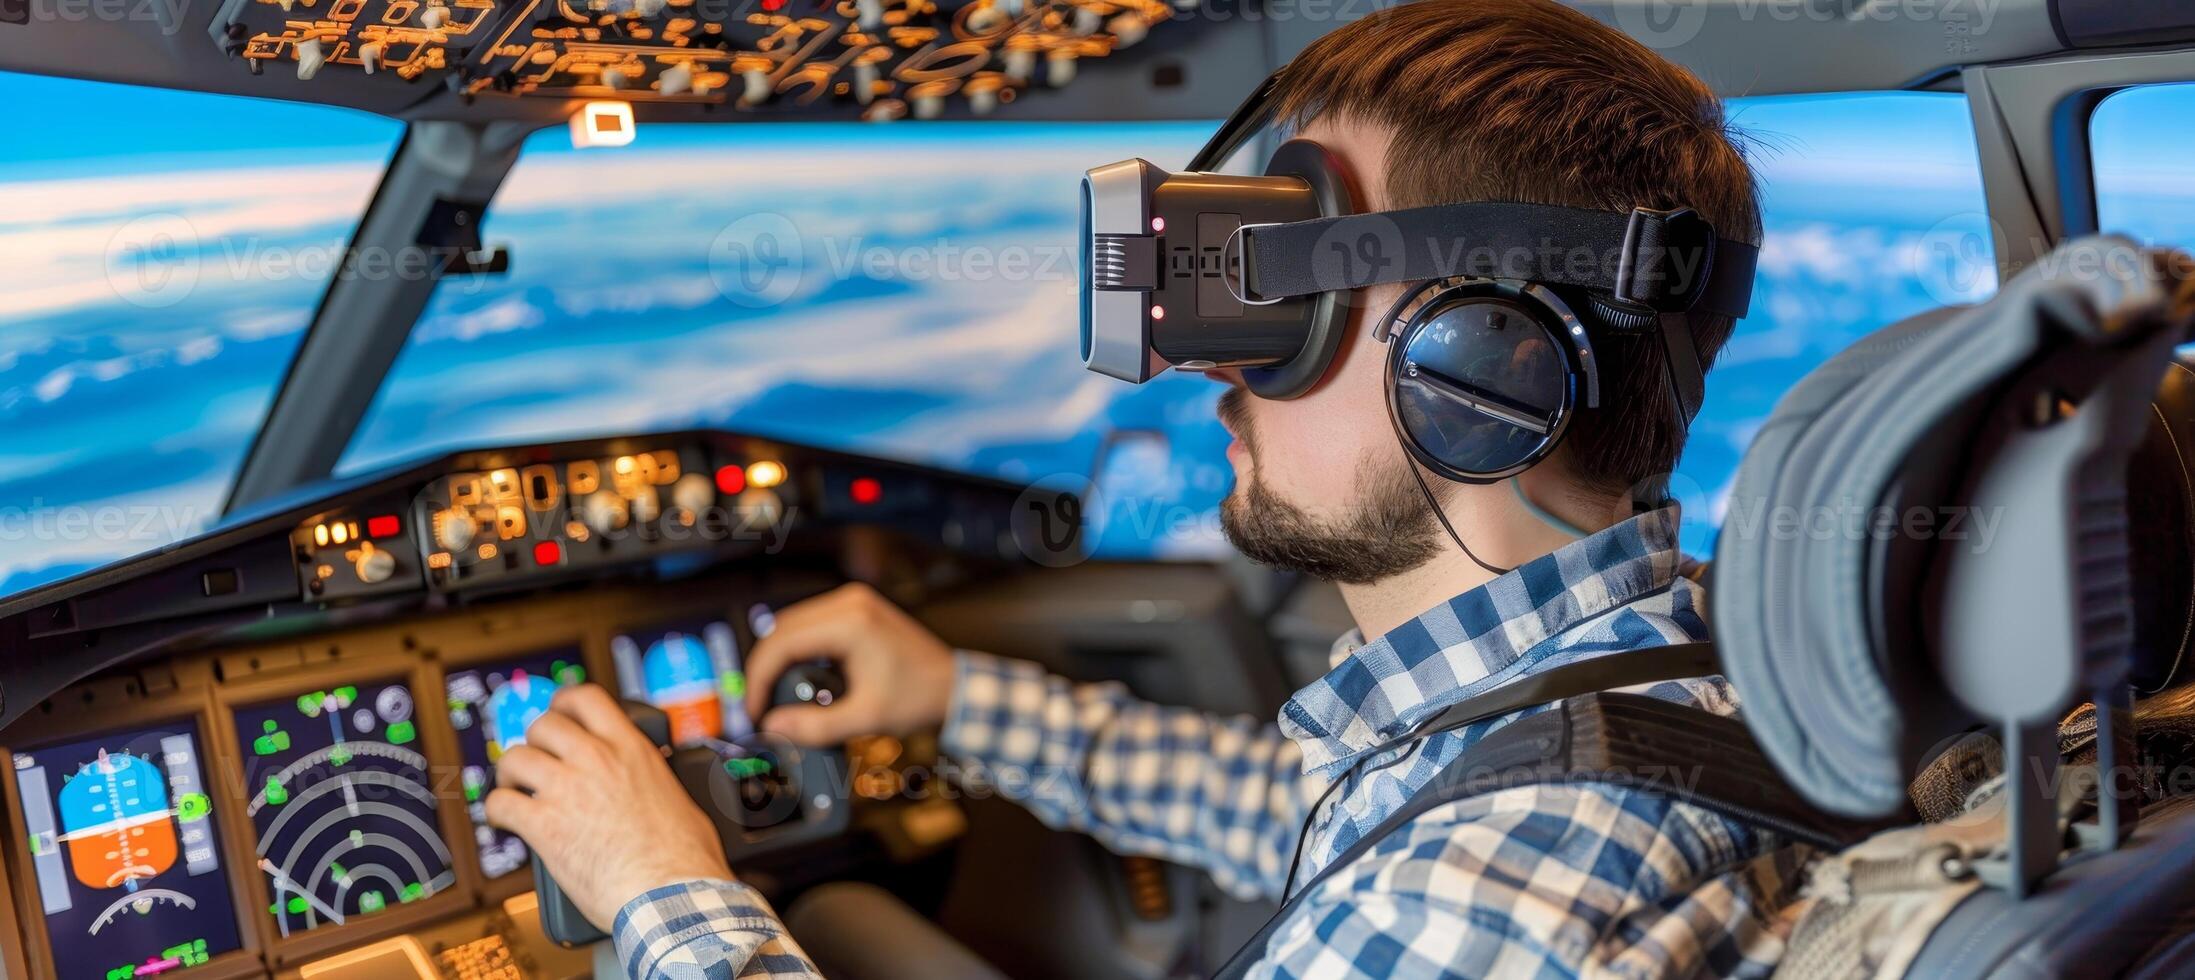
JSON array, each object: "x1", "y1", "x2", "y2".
[{"x1": 1407, "y1": 460, "x2": 1510, "y2": 577}]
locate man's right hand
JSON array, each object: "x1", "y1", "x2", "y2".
[{"x1": 743, "y1": 582, "x2": 957, "y2": 745}]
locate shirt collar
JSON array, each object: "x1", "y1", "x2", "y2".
[{"x1": 1279, "y1": 506, "x2": 1684, "y2": 776}]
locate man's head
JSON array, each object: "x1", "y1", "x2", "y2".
[{"x1": 1217, "y1": 0, "x2": 1760, "y2": 584}]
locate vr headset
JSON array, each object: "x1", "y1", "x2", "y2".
[{"x1": 1080, "y1": 75, "x2": 1760, "y2": 484}]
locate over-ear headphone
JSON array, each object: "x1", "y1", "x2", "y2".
[{"x1": 1378, "y1": 277, "x2": 1601, "y2": 484}]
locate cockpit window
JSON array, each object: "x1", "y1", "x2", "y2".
[
  {"x1": 1676, "y1": 92, "x2": 1994, "y2": 552},
  {"x1": 2092, "y1": 83, "x2": 2195, "y2": 248},
  {"x1": 0, "y1": 72, "x2": 400, "y2": 597},
  {"x1": 340, "y1": 122, "x2": 1223, "y2": 558}
]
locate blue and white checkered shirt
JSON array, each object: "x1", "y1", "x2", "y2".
[{"x1": 612, "y1": 507, "x2": 1806, "y2": 978}]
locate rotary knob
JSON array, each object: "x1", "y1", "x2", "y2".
[
  {"x1": 582, "y1": 491, "x2": 628, "y2": 534},
  {"x1": 354, "y1": 544, "x2": 397, "y2": 584},
  {"x1": 434, "y1": 510, "x2": 476, "y2": 551},
  {"x1": 672, "y1": 473, "x2": 714, "y2": 516}
]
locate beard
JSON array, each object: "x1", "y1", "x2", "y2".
[{"x1": 1216, "y1": 388, "x2": 1445, "y2": 585}]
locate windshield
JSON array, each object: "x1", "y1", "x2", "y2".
[
  {"x1": 342, "y1": 121, "x2": 1225, "y2": 556},
  {"x1": 0, "y1": 72, "x2": 401, "y2": 596}
]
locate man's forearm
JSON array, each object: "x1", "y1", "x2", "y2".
[
  {"x1": 613, "y1": 880, "x2": 821, "y2": 980},
  {"x1": 939, "y1": 652, "x2": 1318, "y2": 901}
]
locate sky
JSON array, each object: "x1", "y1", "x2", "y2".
[{"x1": 2, "y1": 71, "x2": 2189, "y2": 597}]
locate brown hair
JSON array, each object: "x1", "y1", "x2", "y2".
[{"x1": 1270, "y1": 0, "x2": 1762, "y2": 499}]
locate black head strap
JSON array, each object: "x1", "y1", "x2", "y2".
[{"x1": 1238, "y1": 203, "x2": 1758, "y2": 321}]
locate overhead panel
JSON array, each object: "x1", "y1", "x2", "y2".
[{"x1": 209, "y1": 0, "x2": 1186, "y2": 119}]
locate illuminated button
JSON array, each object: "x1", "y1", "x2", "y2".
[
  {"x1": 533, "y1": 541, "x2": 563, "y2": 566},
  {"x1": 746, "y1": 460, "x2": 786, "y2": 489},
  {"x1": 630, "y1": 487, "x2": 661, "y2": 524},
  {"x1": 714, "y1": 465, "x2": 746, "y2": 495},
  {"x1": 434, "y1": 510, "x2": 476, "y2": 551},
  {"x1": 850, "y1": 477, "x2": 882, "y2": 505},
  {"x1": 582, "y1": 491, "x2": 628, "y2": 533},
  {"x1": 367, "y1": 514, "x2": 401, "y2": 539}
]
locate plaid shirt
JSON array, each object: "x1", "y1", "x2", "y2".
[{"x1": 613, "y1": 508, "x2": 1805, "y2": 979}]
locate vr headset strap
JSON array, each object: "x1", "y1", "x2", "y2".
[
  {"x1": 1209, "y1": 690, "x2": 1898, "y2": 980},
  {"x1": 1240, "y1": 202, "x2": 1759, "y2": 320}
]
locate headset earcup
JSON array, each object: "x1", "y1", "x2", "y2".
[
  {"x1": 1242, "y1": 139, "x2": 1357, "y2": 399},
  {"x1": 1385, "y1": 281, "x2": 1592, "y2": 483}
]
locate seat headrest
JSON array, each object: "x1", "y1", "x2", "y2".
[
  {"x1": 1712, "y1": 236, "x2": 2189, "y2": 819},
  {"x1": 2128, "y1": 355, "x2": 2195, "y2": 694}
]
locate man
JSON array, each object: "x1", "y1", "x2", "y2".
[{"x1": 489, "y1": 1, "x2": 1788, "y2": 975}]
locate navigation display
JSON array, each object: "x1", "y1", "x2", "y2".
[
  {"x1": 232, "y1": 681, "x2": 455, "y2": 936},
  {"x1": 611, "y1": 619, "x2": 751, "y2": 749},
  {"x1": 444, "y1": 649, "x2": 586, "y2": 879},
  {"x1": 11, "y1": 720, "x2": 244, "y2": 979}
]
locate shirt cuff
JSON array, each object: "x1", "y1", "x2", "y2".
[{"x1": 612, "y1": 878, "x2": 789, "y2": 979}]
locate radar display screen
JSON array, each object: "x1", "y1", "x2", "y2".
[
  {"x1": 11, "y1": 720, "x2": 244, "y2": 979},
  {"x1": 232, "y1": 682, "x2": 455, "y2": 937},
  {"x1": 444, "y1": 649, "x2": 586, "y2": 879},
  {"x1": 611, "y1": 619, "x2": 751, "y2": 750}
]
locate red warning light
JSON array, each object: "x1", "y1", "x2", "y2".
[
  {"x1": 715, "y1": 465, "x2": 747, "y2": 495},
  {"x1": 533, "y1": 540, "x2": 563, "y2": 566},
  {"x1": 366, "y1": 514, "x2": 401, "y2": 539},
  {"x1": 849, "y1": 477, "x2": 883, "y2": 505}
]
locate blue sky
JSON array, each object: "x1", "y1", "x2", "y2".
[{"x1": 2, "y1": 71, "x2": 2186, "y2": 596}]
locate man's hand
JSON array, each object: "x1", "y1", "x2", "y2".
[
  {"x1": 485, "y1": 684, "x2": 733, "y2": 930},
  {"x1": 744, "y1": 582, "x2": 957, "y2": 745}
]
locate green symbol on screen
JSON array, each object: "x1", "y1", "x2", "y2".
[
  {"x1": 329, "y1": 745, "x2": 353, "y2": 767},
  {"x1": 722, "y1": 757, "x2": 773, "y2": 779},
  {"x1": 263, "y1": 777, "x2": 288, "y2": 806},
  {"x1": 296, "y1": 691, "x2": 326, "y2": 718},
  {"x1": 400, "y1": 882, "x2": 425, "y2": 903},
  {"x1": 175, "y1": 792, "x2": 210, "y2": 822},
  {"x1": 721, "y1": 672, "x2": 746, "y2": 698},
  {"x1": 388, "y1": 720, "x2": 417, "y2": 745},
  {"x1": 253, "y1": 719, "x2": 290, "y2": 756},
  {"x1": 350, "y1": 829, "x2": 365, "y2": 847},
  {"x1": 332, "y1": 686, "x2": 359, "y2": 709},
  {"x1": 554, "y1": 662, "x2": 586, "y2": 685},
  {"x1": 287, "y1": 896, "x2": 309, "y2": 915},
  {"x1": 359, "y1": 891, "x2": 385, "y2": 914}
]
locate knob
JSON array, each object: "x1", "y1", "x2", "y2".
[
  {"x1": 630, "y1": 486, "x2": 661, "y2": 524},
  {"x1": 740, "y1": 68, "x2": 770, "y2": 106},
  {"x1": 582, "y1": 491, "x2": 628, "y2": 534},
  {"x1": 359, "y1": 40, "x2": 384, "y2": 74},
  {"x1": 296, "y1": 37, "x2": 327, "y2": 80},
  {"x1": 419, "y1": 2, "x2": 450, "y2": 28},
  {"x1": 855, "y1": 0, "x2": 882, "y2": 28},
  {"x1": 434, "y1": 510, "x2": 475, "y2": 551},
  {"x1": 672, "y1": 473, "x2": 714, "y2": 516},
  {"x1": 659, "y1": 63, "x2": 693, "y2": 96},
  {"x1": 602, "y1": 67, "x2": 632, "y2": 90},
  {"x1": 354, "y1": 544, "x2": 396, "y2": 584}
]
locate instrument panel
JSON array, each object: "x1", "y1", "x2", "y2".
[
  {"x1": 2, "y1": 581, "x2": 842, "y2": 979},
  {"x1": 0, "y1": 428, "x2": 1058, "y2": 978},
  {"x1": 210, "y1": 0, "x2": 1183, "y2": 119}
]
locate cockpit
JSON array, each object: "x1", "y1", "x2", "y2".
[{"x1": 7, "y1": 0, "x2": 2195, "y2": 978}]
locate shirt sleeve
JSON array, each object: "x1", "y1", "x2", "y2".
[
  {"x1": 613, "y1": 879, "x2": 822, "y2": 980},
  {"x1": 939, "y1": 651, "x2": 1321, "y2": 901}
]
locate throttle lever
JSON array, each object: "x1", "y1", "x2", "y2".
[{"x1": 532, "y1": 698, "x2": 672, "y2": 948}]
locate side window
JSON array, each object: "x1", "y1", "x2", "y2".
[
  {"x1": 0, "y1": 73, "x2": 401, "y2": 597},
  {"x1": 1679, "y1": 92, "x2": 1996, "y2": 552},
  {"x1": 2092, "y1": 82, "x2": 2195, "y2": 248}
]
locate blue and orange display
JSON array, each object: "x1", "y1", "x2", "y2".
[
  {"x1": 611, "y1": 619, "x2": 750, "y2": 749},
  {"x1": 13, "y1": 721, "x2": 243, "y2": 979},
  {"x1": 446, "y1": 649, "x2": 585, "y2": 878}
]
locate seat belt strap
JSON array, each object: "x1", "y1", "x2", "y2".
[{"x1": 1211, "y1": 693, "x2": 1899, "y2": 980}]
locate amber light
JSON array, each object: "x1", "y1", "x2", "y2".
[{"x1": 746, "y1": 459, "x2": 787, "y2": 489}]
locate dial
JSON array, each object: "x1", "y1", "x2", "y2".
[{"x1": 433, "y1": 510, "x2": 475, "y2": 552}]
